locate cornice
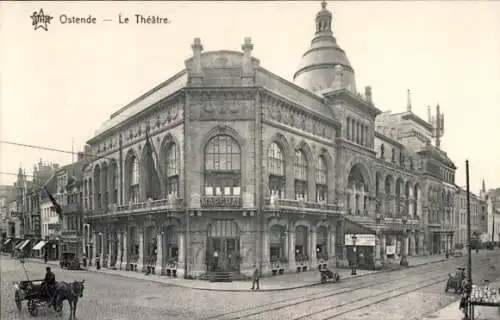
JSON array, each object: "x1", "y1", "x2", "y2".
[
  {"x1": 262, "y1": 118, "x2": 335, "y2": 147},
  {"x1": 260, "y1": 87, "x2": 340, "y2": 129},
  {"x1": 87, "y1": 90, "x2": 185, "y2": 145},
  {"x1": 323, "y1": 89, "x2": 382, "y2": 118}
]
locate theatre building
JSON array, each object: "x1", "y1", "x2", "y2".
[{"x1": 84, "y1": 2, "x2": 456, "y2": 278}]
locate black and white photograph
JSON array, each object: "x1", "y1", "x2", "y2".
[{"x1": 1, "y1": 1, "x2": 500, "y2": 319}]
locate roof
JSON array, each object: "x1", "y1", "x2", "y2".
[
  {"x1": 417, "y1": 143, "x2": 456, "y2": 169},
  {"x1": 293, "y1": 2, "x2": 355, "y2": 93}
]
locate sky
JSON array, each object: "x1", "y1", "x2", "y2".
[{"x1": 1, "y1": 1, "x2": 499, "y2": 193}]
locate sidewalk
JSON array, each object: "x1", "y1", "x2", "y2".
[
  {"x1": 422, "y1": 277, "x2": 500, "y2": 320},
  {"x1": 23, "y1": 254, "x2": 447, "y2": 292}
]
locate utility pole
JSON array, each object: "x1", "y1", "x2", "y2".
[{"x1": 465, "y1": 160, "x2": 473, "y2": 320}]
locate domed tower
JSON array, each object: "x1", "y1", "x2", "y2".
[{"x1": 293, "y1": 1, "x2": 356, "y2": 93}]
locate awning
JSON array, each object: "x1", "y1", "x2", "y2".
[
  {"x1": 32, "y1": 240, "x2": 47, "y2": 251},
  {"x1": 15, "y1": 239, "x2": 30, "y2": 250},
  {"x1": 3, "y1": 238, "x2": 12, "y2": 245}
]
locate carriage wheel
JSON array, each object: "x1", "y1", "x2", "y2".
[
  {"x1": 15, "y1": 291, "x2": 22, "y2": 310},
  {"x1": 28, "y1": 301, "x2": 38, "y2": 317}
]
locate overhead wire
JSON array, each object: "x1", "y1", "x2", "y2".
[{"x1": 0, "y1": 140, "x2": 116, "y2": 161}]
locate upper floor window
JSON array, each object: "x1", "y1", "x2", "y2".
[
  {"x1": 165, "y1": 143, "x2": 179, "y2": 197},
  {"x1": 268, "y1": 142, "x2": 285, "y2": 198},
  {"x1": 294, "y1": 150, "x2": 308, "y2": 201},
  {"x1": 315, "y1": 155, "x2": 327, "y2": 202},
  {"x1": 204, "y1": 135, "x2": 241, "y2": 196},
  {"x1": 391, "y1": 148, "x2": 396, "y2": 163},
  {"x1": 127, "y1": 155, "x2": 139, "y2": 203}
]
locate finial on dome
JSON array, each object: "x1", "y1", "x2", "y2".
[
  {"x1": 406, "y1": 89, "x2": 412, "y2": 112},
  {"x1": 321, "y1": 0, "x2": 327, "y2": 9}
]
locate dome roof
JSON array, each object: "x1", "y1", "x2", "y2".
[{"x1": 293, "y1": 1, "x2": 356, "y2": 93}]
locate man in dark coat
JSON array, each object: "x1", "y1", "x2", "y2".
[
  {"x1": 44, "y1": 267, "x2": 56, "y2": 303},
  {"x1": 251, "y1": 264, "x2": 260, "y2": 290}
]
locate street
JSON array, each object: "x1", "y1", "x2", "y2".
[{"x1": 1, "y1": 251, "x2": 500, "y2": 320}]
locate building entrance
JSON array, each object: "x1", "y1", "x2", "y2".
[{"x1": 206, "y1": 220, "x2": 240, "y2": 272}]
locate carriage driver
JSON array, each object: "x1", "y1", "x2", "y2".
[{"x1": 43, "y1": 267, "x2": 56, "y2": 303}]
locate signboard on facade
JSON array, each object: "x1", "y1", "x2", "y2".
[
  {"x1": 344, "y1": 234, "x2": 375, "y2": 246},
  {"x1": 386, "y1": 245, "x2": 396, "y2": 255}
]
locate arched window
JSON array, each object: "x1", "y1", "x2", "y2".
[
  {"x1": 315, "y1": 155, "x2": 327, "y2": 202},
  {"x1": 268, "y1": 142, "x2": 285, "y2": 198},
  {"x1": 94, "y1": 166, "x2": 101, "y2": 209},
  {"x1": 112, "y1": 162, "x2": 119, "y2": 204},
  {"x1": 204, "y1": 135, "x2": 241, "y2": 196},
  {"x1": 294, "y1": 150, "x2": 308, "y2": 200},
  {"x1": 165, "y1": 143, "x2": 179, "y2": 197},
  {"x1": 346, "y1": 117, "x2": 351, "y2": 140},
  {"x1": 88, "y1": 178, "x2": 93, "y2": 209},
  {"x1": 129, "y1": 156, "x2": 139, "y2": 203}
]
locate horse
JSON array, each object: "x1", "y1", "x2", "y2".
[{"x1": 53, "y1": 280, "x2": 85, "y2": 319}]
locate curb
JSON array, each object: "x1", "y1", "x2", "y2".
[{"x1": 21, "y1": 256, "x2": 448, "y2": 292}]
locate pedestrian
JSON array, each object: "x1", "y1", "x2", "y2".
[
  {"x1": 459, "y1": 279, "x2": 471, "y2": 320},
  {"x1": 96, "y1": 255, "x2": 101, "y2": 270},
  {"x1": 212, "y1": 250, "x2": 219, "y2": 271},
  {"x1": 251, "y1": 264, "x2": 260, "y2": 290},
  {"x1": 83, "y1": 253, "x2": 87, "y2": 268}
]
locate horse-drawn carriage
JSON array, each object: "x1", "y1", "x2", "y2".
[
  {"x1": 319, "y1": 265, "x2": 340, "y2": 284},
  {"x1": 14, "y1": 278, "x2": 59, "y2": 316},
  {"x1": 445, "y1": 268, "x2": 466, "y2": 293},
  {"x1": 13, "y1": 259, "x2": 85, "y2": 319}
]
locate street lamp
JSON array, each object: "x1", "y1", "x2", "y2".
[
  {"x1": 351, "y1": 234, "x2": 357, "y2": 275},
  {"x1": 400, "y1": 216, "x2": 409, "y2": 267},
  {"x1": 375, "y1": 214, "x2": 382, "y2": 269}
]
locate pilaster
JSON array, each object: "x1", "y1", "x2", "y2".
[
  {"x1": 138, "y1": 229, "x2": 144, "y2": 272},
  {"x1": 155, "y1": 233, "x2": 163, "y2": 274}
]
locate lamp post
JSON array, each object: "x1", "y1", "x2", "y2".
[
  {"x1": 400, "y1": 216, "x2": 409, "y2": 267},
  {"x1": 375, "y1": 214, "x2": 382, "y2": 270},
  {"x1": 351, "y1": 234, "x2": 357, "y2": 275}
]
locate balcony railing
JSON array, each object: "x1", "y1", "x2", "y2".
[
  {"x1": 201, "y1": 195, "x2": 242, "y2": 208},
  {"x1": 61, "y1": 203, "x2": 83, "y2": 214},
  {"x1": 264, "y1": 197, "x2": 341, "y2": 212},
  {"x1": 86, "y1": 197, "x2": 184, "y2": 217}
]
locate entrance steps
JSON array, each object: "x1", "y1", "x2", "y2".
[{"x1": 199, "y1": 271, "x2": 249, "y2": 282}]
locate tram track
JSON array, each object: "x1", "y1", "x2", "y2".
[
  {"x1": 207, "y1": 262, "x2": 451, "y2": 320},
  {"x1": 290, "y1": 258, "x2": 499, "y2": 320}
]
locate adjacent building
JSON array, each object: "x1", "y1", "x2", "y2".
[
  {"x1": 486, "y1": 187, "x2": 500, "y2": 243},
  {"x1": 82, "y1": 1, "x2": 459, "y2": 278},
  {"x1": 454, "y1": 188, "x2": 486, "y2": 247}
]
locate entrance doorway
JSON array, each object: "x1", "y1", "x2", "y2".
[{"x1": 206, "y1": 220, "x2": 240, "y2": 272}]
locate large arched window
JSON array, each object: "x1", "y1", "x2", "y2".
[
  {"x1": 268, "y1": 142, "x2": 285, "y2": 198},
  {"x1": 129, "y1": 156, "x2": 139, "y2": 203},
  {"x1": 165, "y1": 143, "x2": 179, "y2": 197},
  {"x1": 315, "y1": 155, "x2": 327, "y2": 202},
  {"x1": 294, "y1": 150, "x2": 308, "y2": 200},
  {"x1": 204, "y1": 135, "x2": 241, "y2": 196},
  {"x1": 111, "y1": 161, "x2": 118, "y2": 204},
  {"x1": 93, "y1": 165, "x2": 101, "y2": 209}
]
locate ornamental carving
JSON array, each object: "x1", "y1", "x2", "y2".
[{"x1": 189, "y1": 90, "x2": 254, "y2": 120}]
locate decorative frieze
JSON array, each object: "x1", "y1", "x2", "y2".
[
  {"x1": 93, "y1": 98, "x2": 184, "y2": 155},
  {"x1": 188, "y1": 90, "x2": 255, "y2": 120},
  {"x1": 264, "y1": 95, "x2": 334, "y2": 140}
]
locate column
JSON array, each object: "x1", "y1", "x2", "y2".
[
  {"x1": 360, "y1": 188, "x2": 365, "y2": 214},
  {"x1": 108, "y1": 236, "x2": 113, "y2": 268},
  {"x1": 310, "y1": 227, "x2": 317, "y2": 266},
  {"x1": 155, "y1": 232, "x2": 163, "y2": 275},
  {"x1": 138, "y1": 229, "x2": 144, "y2": 272},
  {"x1": 288, "y1": 229, "x2": 296, "y2": 269},
  {"x1": 262, "y1": 231, "x2": 270, "y2": 270},
  {"x1": 99, "y1": 233, "x2": 104, "y2": 267},
  {"x1": 351, "y1": 187, "x2": 356, "y2": 213},
  {"x1": 374, "y1": 232, "x2": 382, "y2": 269},
  {"x1": 381, "y1": 234, "x2": 387, "y2": 261},
  {"x1": 92, "y1": 231, "x2": 97, "y2": 265},
  {"x1": 121, "y1": 232, "x2": 128, "y2": 270},
  {"x1": 410, "y1": 233, "x2": 416, "y2": 256},
  {"x1": 117, "y1": 232, "x2": 122, "y2": 270},
  {"x1": 328, "y1": 229, "x2": 336, "y2": 262},
  {"x1": 177, "y1": 231, "x2": 185, "y2": 277}
]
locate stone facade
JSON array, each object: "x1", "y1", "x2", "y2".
[{"x1": 82, "y1": 2, "x2": 459, "y2": 278}]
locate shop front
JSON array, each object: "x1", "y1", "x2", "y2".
[{"x1": 345, "y1": 233, "x2": 376, "y2": 270}]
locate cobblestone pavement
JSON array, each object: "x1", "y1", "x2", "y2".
[{"x1": 1, "y1": 251, "x2": 499, "y2": 320}]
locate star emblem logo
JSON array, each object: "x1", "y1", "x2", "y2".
[{"x1": 30, "y1": 9, "x2": 53, "y2": 31}]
